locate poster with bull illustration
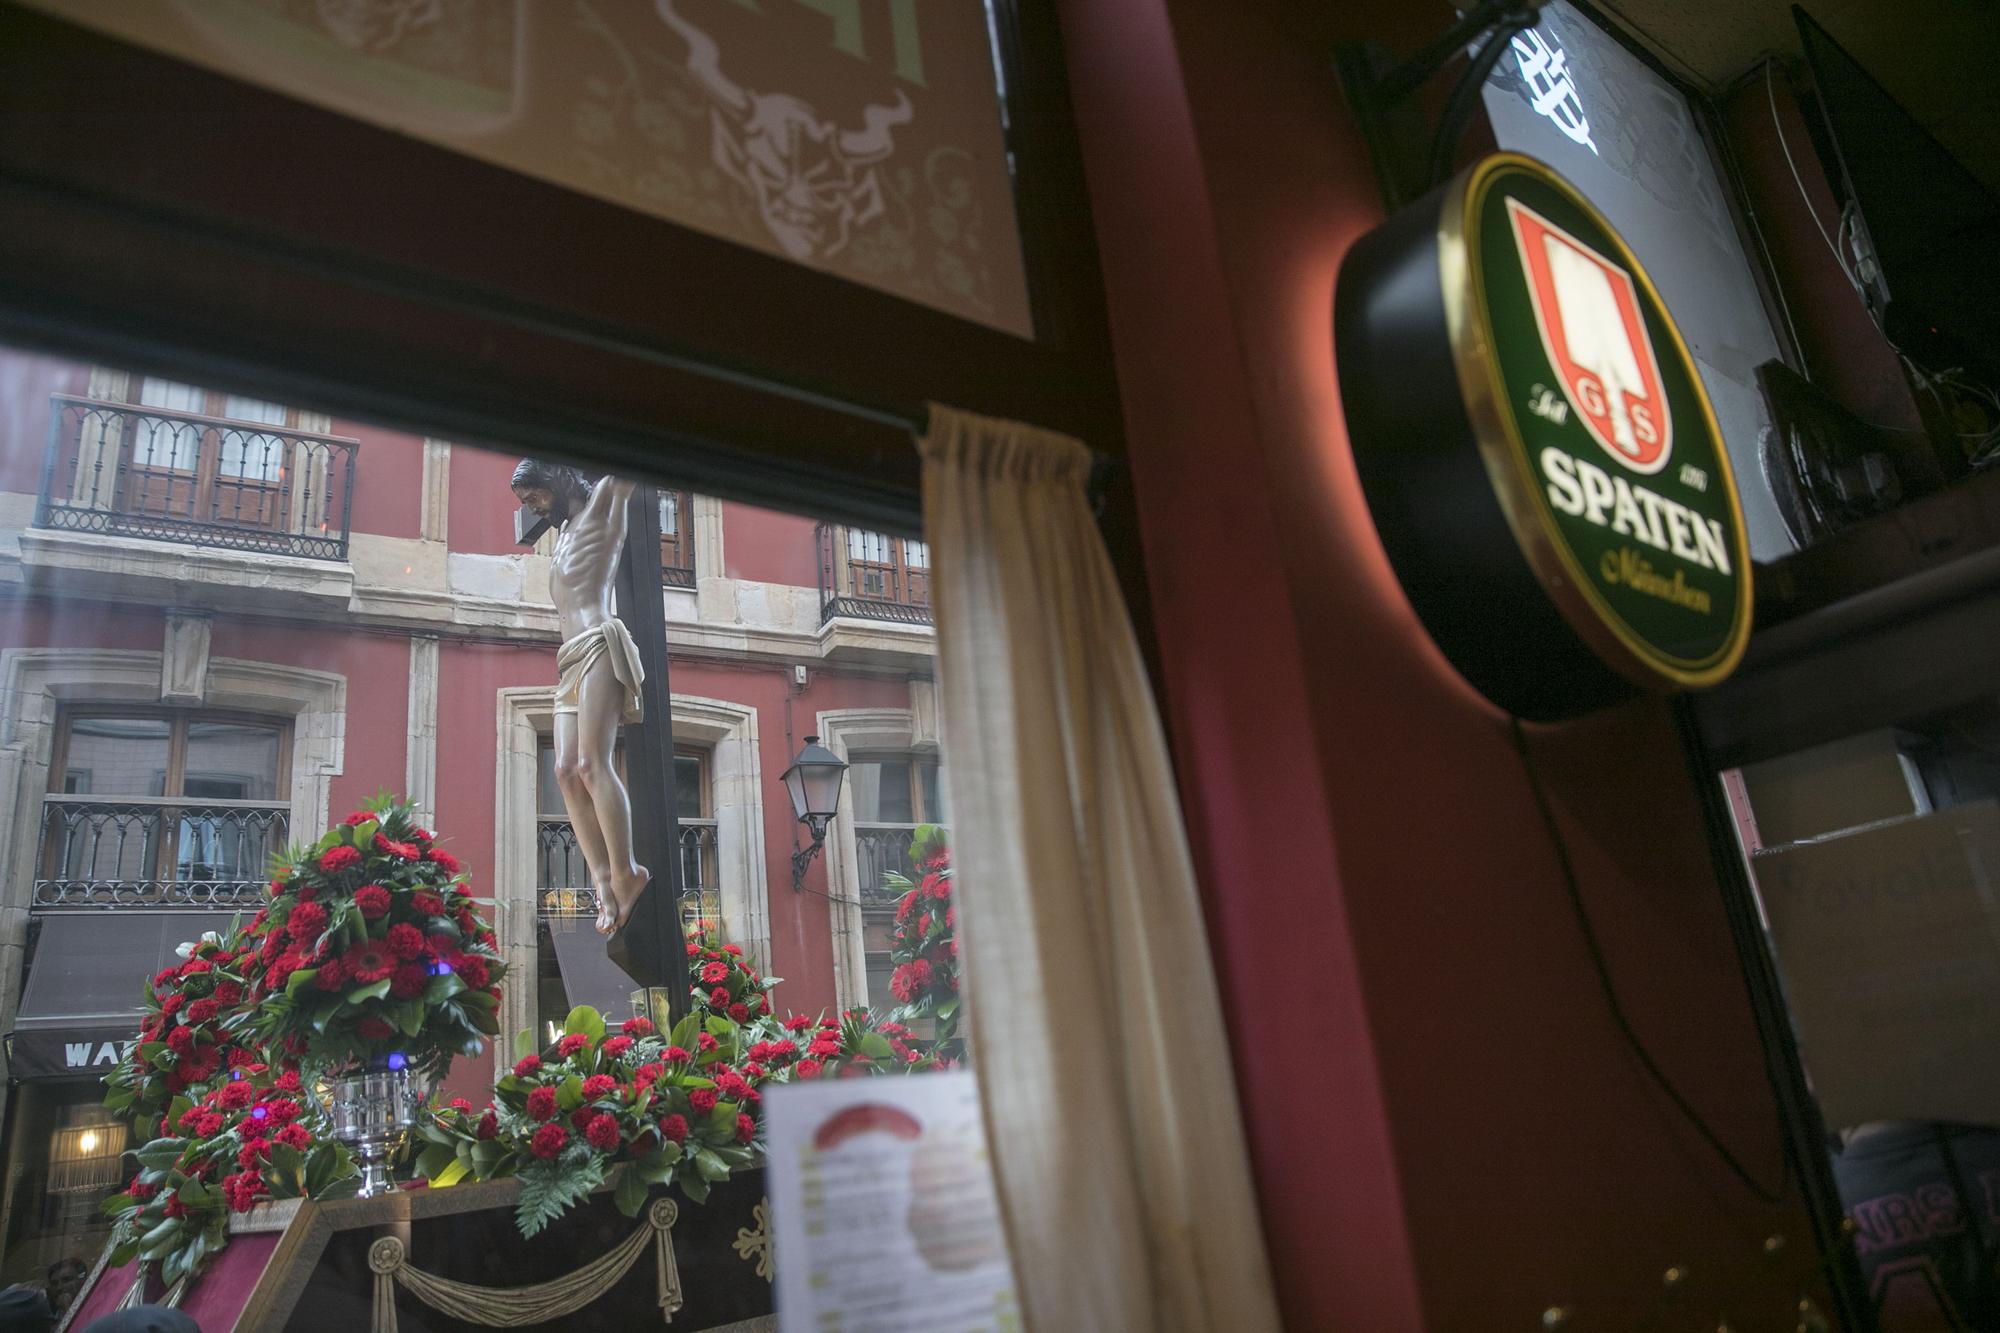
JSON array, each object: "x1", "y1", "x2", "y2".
[{"x1": 33, "y1": 0, "x2": 1034, "y2": 337}]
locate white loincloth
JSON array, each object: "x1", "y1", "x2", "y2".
[{"x1": 553, "y1": 620, "x2": 644, "y2": 723}]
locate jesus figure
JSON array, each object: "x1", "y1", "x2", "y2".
[{"x1": 511, "y1": 459, "x2": 652, "y2": 935}]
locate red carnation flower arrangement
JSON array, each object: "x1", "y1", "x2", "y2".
[
  {"x1": 882, "y1": 826, "x2": 966, "y2": 1062},
  {"x1": 242, "y1": 794, "x2": 507, "y2": 1080},
  {"x1": 105, "y1": 929, "x2": 262, "y2": 1139}
]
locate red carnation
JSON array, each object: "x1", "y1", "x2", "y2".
[
  {"x1": 275, "y1": 1070, "x2": 303, "y2": 1092},
  {"x1": 820, "y1": 1016, "x2": 841, "y2": 1029},
  {"x1": 529, "y1": 1123, "x2": 568, "y2": 1160},
  {"x1": 736, "y1": 1114, "x2": 755, "y2": 1145},
  {"x1": 895, "y1": 889, "x2": 919, "y2": 924},
  {"x1": 700, "y1": 961, "x2": 729, "y2": 985},
  {"x1": 662, "y1": 1046, "x2": 691, "y2": 1063},
  {"x1": 426, "y1": 848, "x2": 462, "y2": 875},
  {"x1": 722, "y1": 944, "x2": 743, "y2": 956},
  {"x1": 697, "y1": 1033, "x2": 718, "y2": 1053},
  {"x1": 715, "y1": 1071, "x2": 753, "y2": 1102},
  {"x1": 356, "y1": 1017, "x2": 395, "y2": 1040},
  {"x1": 783, "y1": 1015, "x2": 812, "y2": 1033},
  {"x1": 345, "y1": 939, "x2": 395, "y2": 984},
  {"x1": 214, "y1": 981, "x2": 244, "y2": 1005},
  {"x1": 286, "y1": 901, "x2": 329, "y2": 944},
  {"x1": 570, "y1": 1105, "x2": 598, "y2": 1132},
  {"x1": 162, "y1": 1197, "x2": 187, "y2": 1220},
  {"x1": 633, "y1": 1062, "x2": 665, "y2": 1088},
  {"x1": 621, "y1": 1016, "x2": 655, "y2": 1037},
  {"x1": 264, "y1": 1097, "x2": 302, "y2": 1124},
  {"x1": 274, "y1": 1123, "x2": 311, "y2": 1150},
  {"x1": 412, "y1": 891, "x2": 445, "y2": 917},
  {"x1": 342, "y1": 810, "x2": 373, "y2": 826},
  {"x1": 688, "y1": 1088, "x2": 718, "y2": 1114},
  {"x1": 126, "y1": 1179, "x2": 157, "y2": 1200},
  {"x1": 600, "y1": 1036, "x2": 633, "y2": 1059},
  {"x1": 582, "y1": 1074, "x2": 617, "y2": 1100},
  {"x1": 476, "y1": 1110, "x2": 499, "y2": 1141},
  {"x1": 188, "y1": 998, "x2": 220, "y2": 1025},
  {"x1": 167, "y1": 1027, "x2": 196, "y2": 1056},
  {"x1": 556, "y1": 1033, "x2": 591, "y2": 1058},
  {"x1": 709, "y1": 987, "x2": 730, "y2": 1008},
  {"x1": 373, "y1": 833, "x2": 419, "y2": 860},
  {"x1": 453, "y1": 956, "x2": 489, "y2": 990},
  {"x1": 353, "y1": 884, "x2": 391, "y2": 919},
  {"x1": 807, "y1": 1036, "x2": 839, "y2": 1059},
  {"x1": 728, "y1": 1003, "x2": 749, "y2": 1023},
  {"x1": 922, "y1": 871, "x2": 951, "y2": 901},
  {"x1": 315, "y1": 956, "x2": 349, "y2": 991},
  {"x1": 660, "y1": 1114, "x2": 689, "y2": 1144},
  {"x1": 218, "y1": 1080, "x2": 253, "y2": 1110},
  {"x1": 237, "y1": 1139, "x2": 268, "y2": 1170},
  {"x1": 268, "y1": 878, "x2": 290, "y2": 898},
  {"x1": 526, "y1": 1087, "x2": 558, "y2": 1121},
  {"x1": 585, "y1": 1114, "x2": 620, "y2": 1151},
  {"x1": 796, "y1": 1058, "x2": 824, "y2": 1080},
  {"x1": 194, "y1": 1113, "x2": 224, "y2": 1138},
  {"x1": 386, "y1": 924, "x2": 425, "y2": 960},
  {"x1": 319, "y1": 845, "x2": 361, "y2": 874},
  {"x1": 160, "y1": 993, "x2": 184, "y2": 1019},
  {"x1": 513, "y1": 1055, "x2": 543, "y2": 1079},
  {"x1": 389, "y1": 963, "x2": 427, "y2": 999},
  {"x1": 684, "y1": 941, "x2": 699, "y2": 958}
]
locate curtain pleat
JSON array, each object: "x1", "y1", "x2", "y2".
[{"x1": 920, "y1": 405, "x2": 1282, "y2": 1333}]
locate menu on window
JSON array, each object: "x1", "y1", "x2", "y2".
[{"x1": 764, "y1": 1069, "x2": 1018, "y2": 1331}]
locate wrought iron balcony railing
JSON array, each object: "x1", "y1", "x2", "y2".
[
  {"x1": 854, "y1": 823, "x2": 922, "y2": 909},
  {"x1": 34, "y1": 795, "x2": 287, "y2": 910},
  {"x1": 537, "y1": 818, "x2": 718, "y2": 924},
  {"x1": 815, "y1": 523, "x2": 932, "y2": 626},
  {"x1": 35, "y1": 395, "x2": 359, "y2": 561}
]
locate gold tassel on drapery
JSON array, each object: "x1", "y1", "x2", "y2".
[{"x1": 366, "y1": 1198, "x2": 683, "y2": 1331}]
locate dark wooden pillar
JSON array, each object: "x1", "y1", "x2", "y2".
[{"x1": 605, "y1": 484, "x2": 691, "y2": 1022}]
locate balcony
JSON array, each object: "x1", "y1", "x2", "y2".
[
  {"x1": 536, "y1": 818, "x2": 718, "y2": 928},
  {"x1": 816, "y1": 524, "x2": 931, "y2": 626},
  {"x1": 35, "y1": 395, "x2": 358, "y2": 561},
  {"x1": 33, "y1": 796, "x2": 287, "y2": 911},
  {"x1": 853, "y1": 824, "x2": 922, "y2": 908}
]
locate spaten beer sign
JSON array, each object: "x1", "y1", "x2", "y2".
[{"x1": 1336, "y1": 154, "x2": 1750, "y2": 719}]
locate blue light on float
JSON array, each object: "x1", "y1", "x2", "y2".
[
  {"x1": 250, "y1": 1106, "x2": 269, "y2": 1122},
  {"x1": 430, "y1": 961, "x2": 453, "y2": 976},
  {"x1": 387, "y1": 1053, "x2": 407, "y2": 1072}
]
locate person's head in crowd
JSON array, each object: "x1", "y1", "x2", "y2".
[{"x1": 0, "y1": 1284, "x2": 54, "y2": 1333}]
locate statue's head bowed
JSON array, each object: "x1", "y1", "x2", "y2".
[{"x1": 511, "y1": 458, "x2": 593, "y2": 524}]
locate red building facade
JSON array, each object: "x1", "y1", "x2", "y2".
[{"x1": 0, "y1": 350, "x2": 938, "y2": 1284}]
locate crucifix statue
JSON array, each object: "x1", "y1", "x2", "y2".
[{"x1": 511, "y1": 460, "x2": 652, "y2": 935}]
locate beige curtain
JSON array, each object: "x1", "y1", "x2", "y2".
[{"x1": 919, "y1": 405, "x2": 1282, "y2": 1333}]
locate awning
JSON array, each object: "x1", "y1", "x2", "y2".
[
  {"x1": 545, "y1": 920, "x2": 642, "y2": 1024},
  {"x1": 9, "y1": 913, "x2": 236, "y2": 1080}
]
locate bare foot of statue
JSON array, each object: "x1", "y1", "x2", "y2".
[{"x1": 595, "y1": 864, "x2": 651, "y2": 936}]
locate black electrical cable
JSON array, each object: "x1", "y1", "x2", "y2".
[
  {"x1": 1509, "y1": 716, "x2": 1791, "y2": 1205},
  {"x1": 1426, "y1": 6, "x2": 1538, "y2": 189}
]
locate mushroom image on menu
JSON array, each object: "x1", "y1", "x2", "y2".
[{"x1": 809, "y1": 1101, "x2": 1007, "y2": 1273}]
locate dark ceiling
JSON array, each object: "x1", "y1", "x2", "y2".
[{"x1": 1575, "y1": 0, "x2": 2000, "y2": 194}]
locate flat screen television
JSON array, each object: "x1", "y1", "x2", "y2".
[{"x1": 1795, "y1": 5, "x2": 2000, "y2": 380}]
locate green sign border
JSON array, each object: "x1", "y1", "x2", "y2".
[{"x1": 1440, "y1": 153, "x2": 1753, "y2": 691}]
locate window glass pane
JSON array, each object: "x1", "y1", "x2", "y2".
[
  {"x1": 919, "y1": 760, "x2": 943, "y2": 823},
  {"x1": 674, "y1": 753, "x2": 703, "y2": 820},
  {"x1": 220, "y1": 395, "x2": 286, "y2": 425},
  {"x1": 904, "y1": 539, "x2": 929, "y2": 570},
  {"x1": 660, "y1": 492, "x2": 680, "y2": 536},
  {"x1": 849, "y1": 758, "x2": 914, "y2": 823},
  {"x1": 61, "y1": 717, "x2": 169, "y2": 797},
  {"x1": 138, "y1": 379, "x2": 203, "y2": 412},
  {"x1": 183, "y1": 721, "x2": 282, "y2": 800},
  {"x1": 536, "y1": 742, "x2": 563, "y2": 817}
]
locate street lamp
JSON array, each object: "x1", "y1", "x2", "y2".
[{"x1": 782, "y1": 735, "x2": 848, "y2": 891}]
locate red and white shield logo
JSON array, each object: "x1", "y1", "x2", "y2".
[{"x1": 1506, "y1": 198, "x2": 1672, "y2": 474}]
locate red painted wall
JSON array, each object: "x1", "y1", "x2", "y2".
[
  {"x1": 0, "y1": 353, "x2": 90, "y2": 493},
  {"x1": 334, "y1": 420, "x2": 425, "y2": 541},
  {"x1": 1062, "y1": 2, "x2": 1821, "y2": 1328},
  {"x1": 720, "y1": 502, "x2": 818, "y2": 587},
  {"x1": 448, "y1": 444, "x2": 530, "y2": 555}
]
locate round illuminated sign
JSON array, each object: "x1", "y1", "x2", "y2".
[{"x1": 1336, "y1": 153, "x2": 1751, "y2": 720}]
